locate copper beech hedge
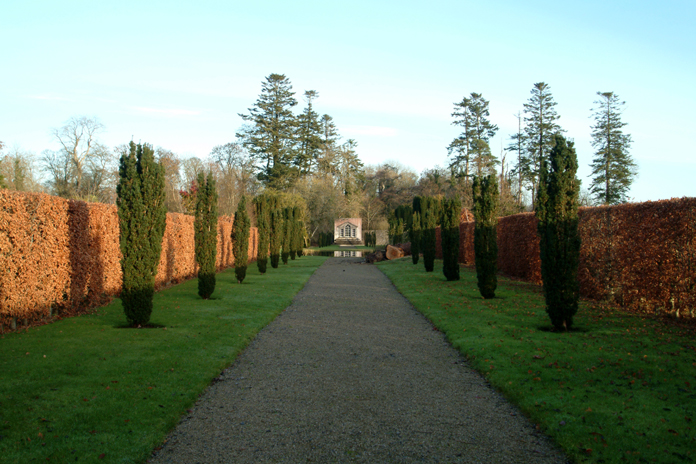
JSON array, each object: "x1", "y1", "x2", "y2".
[
  {"x1": 0, "y1": 190, "x2": 258, "y2": 329},
  {"x1": 435, "y1": 198, "x2": 696, "y2": 319}
]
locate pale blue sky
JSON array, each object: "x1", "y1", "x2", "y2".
[{"x1": 2, "y1": 0, "x2": 694, "y2": 201}]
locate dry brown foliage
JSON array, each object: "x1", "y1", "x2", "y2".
[
  {"x1": 434, "y1": 199, "x2": 696, "y2": 319},
  {"x1": 0, "y1": 190, "x2": 258, "y2": 330}
]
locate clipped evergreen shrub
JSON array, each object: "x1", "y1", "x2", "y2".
[
  {"x1": 293, "y1": 206, "x2": 304, "y2": 257},
  {"x1": 269, "y1": 196, "x2": 282, "y2": 268},
  {"x1": 253, "y1": 194, "x2": 269, "y2": 274},
  {"x1": 116, "y1": 142, "x2": 166, "y2": 326},
  {"x1": 441, "y1": 198, "x2": 461, "y2": 281},
  {"x1": 282, "y1": 207, "x2": 292, "y2": 264},
  {"x1": 536, "y1": 134, "x2": 581, "y2": 330},
  {"x1": 194, "y1": 172, "x2": 218, "y2": 298},
  {"x1": 411, "y1": 196, "x2": 423, "y2": 264},
  {"x1": 421, "y1": 196, "x2": 438, "y2": 272},
  {"x1": 473, "y1": 174, "x2": 499, "y2": 298},
  {"x1": 232, "y1": 195, "x2": 251, "y2": 283}
]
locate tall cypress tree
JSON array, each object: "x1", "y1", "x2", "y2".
[
  {"x1": 269, "y1": 196, "x2": 282, "y2": 268},
  {"x1": 282, "y1": 207, "x2": 292, "y2": 264},
  {"x1": 421, "y1": 196, "x2": 438, "y2": 272},
  {"x1": 473, "y1": 174, "x2": 499, "y2": 299},
  {"x1": 194, "y1": 172, "x2": 218, "y2": 299},
  {"x1": 589, "y1": 91, "x2": 636, "y2": 204},
  {"x1": 253, "y1": 194, "x2": 269, "y2": 274},
  {"x1": 441, "y1": 198, "x2": 461, "y2": 281},
  {"x1": 117, "y1": 142, "x2": 166, "y2": 326},
  {"x1": 410, "y1": 210, "x2": 421, "y2": 265},
  {"x1": 536, "y1": 134, "x2": 581, "y2": 330},
  {"x1": 233, "y1": 195, "x2": 251, "y2": 284},
  {"x1": 293, "y1": 206, "x2": 304, "y2": 257}
]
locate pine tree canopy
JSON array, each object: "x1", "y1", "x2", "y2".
[
  {"x1": 448, "y1": 93, "x2": 499, "y2": 182},
  {"x1": 295, "y1": 90, "x2": 323, "y2": 175},
  {"x1": 523, "y1": 82, "x2": 564, "y2": 205},
  {"x1": 236, "y1": 73, "x2": 298, "y2": 190},
  {"x1": 589, "y1": 91, "x2": 636, "y2": 205}
]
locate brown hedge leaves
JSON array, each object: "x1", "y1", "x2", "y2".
[
  {"x1": 435, "y1": 199, "x2": 696, "y2": 318},
  {"x1": 0, "y1": 190, "x2": 258, "y2": 328}
]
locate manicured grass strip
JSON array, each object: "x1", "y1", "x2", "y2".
[
  {"x1": 0, "y1": 256, "x2": 326, "y2": 464},
  {"x1": 378, "y1": 258, "x2": 696, "y2": 464}
]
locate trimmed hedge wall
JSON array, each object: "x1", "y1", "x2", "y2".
[
  {"x1": 0, "y1": 190, "x2": 258, "y2": 329},
  {"x1": 435, "y1": 198, "x2": 696, "y2": 318}
]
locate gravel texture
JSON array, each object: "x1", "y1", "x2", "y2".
[{"x1": 150, "y1": 257, "x2": 568, "y2": 463}]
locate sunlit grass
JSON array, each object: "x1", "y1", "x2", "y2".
[
  {"x1": 378, "y1": 258, "x2": 696, "y2": 464},
  {"x1": 0, "y1": 256, "x2": 326, "y2": 463}
]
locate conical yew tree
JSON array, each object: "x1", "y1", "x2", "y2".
[
  {"x1": 254, "y1": 194, "x2": 269, "y2": 274},
  {"x1": 233, "y1": 195, "x2": 251, "y2": 283},
  {"x1": 473, "y1": 174, "x2": 499, "y2": 299},
  {"x1": 536, "y1": 134, "x2": 581, "y2": 330},
  {"x1": 194, "y1": 172, "x2": 218, "y2": 298},
  {"x1": 441, "y1": 198, "x2": 461, "y2": 281},
  {"x1": 117, "y1": 142, "x2": 166, "y2": 326}
]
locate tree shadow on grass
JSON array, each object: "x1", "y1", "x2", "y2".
[
  {"x1": 537, "y1": 325, "x2": 590, "y2": 333},
  {"x1": 113, "y1": 323, "x2": 167, "y2": 329}
]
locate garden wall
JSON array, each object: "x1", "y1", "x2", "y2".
[
  {"x1": 436, "y1": 198, "x2": 696, "y2": 318},
  {"x1": 0, "y1": 190, "x2": 258, "y2": 329}
]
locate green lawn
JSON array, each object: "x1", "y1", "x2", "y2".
[
  {"x1": 0, "y1": 256, "x2": 326, "y2": 463},
  {"x1": 378, "y1": 258, "x2": 696, "y2": 464}
]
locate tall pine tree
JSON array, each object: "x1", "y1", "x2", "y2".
[
  {"x1": 536, "y1": 134, "x2": 581, "y2": 330},
  {"x1": 233, "y1": 195, "x2": 251, "y2": 284},
  {"x1": 236, "y1": 74, "x2": 298, "y2": 190},
  {"x1": 253, "y1": 194, "x2": 270, "y2": 274},
  {"x1": 589, "y1": 92, "x2": 636, "y2": 204},
  {"x1": 295, "y1": 90, "x2": 323, "y2": 175},
  {"x1": 523, "y1": 82, "x2": 563, "y2": 205},
  {"x1": 473, "y1": 174, "x2": 499, "y2": 299},
  {"x1": 194, "y1": 172, "x2": 218, "y2": 299},
  {"x1": 116, "y1": 142, "x2": 166, "y2": 326},
  {"x1": 410, "y1": 196, "x2": 422, "y2": 265}
]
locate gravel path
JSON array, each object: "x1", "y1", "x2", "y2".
[{"x1": 150, "y1": 258, "x2": 567, "y2": 463}]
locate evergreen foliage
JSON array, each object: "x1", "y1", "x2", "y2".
[
  {"x1": 420, "y1": 196, "x2": 438, "y2": 272},
  {"x1": 536, "y1": 134, "x2": 581, "y2": 330},
  {"x1": 232, "y1": 195, "x2": 251, "y2": 284},
  {"x1": 523, "y1": 82, "x2": 563, "y2": 205},
  {"x1": 236, "y1": 74, "x2": 298, "y2": 189},
  {"x1": 116, "y1": 141, "x2": 166, "y2": 326},
  {"x1": 441, "y1": 198, "x2": 461, "y2": 281},
  {"x1": 194, "y1": 171, "x2": 218, "y2": 299},
  {"x1": 289, "y1": 208, "x2": 297, "y2": 260},
  {"x1": 281, "y1": 207, "x2": 292, "y2": 264},
  {"x1": 589, "y1": 92, "x2": 636, "y2": 204},
  {"x1": 410, "y1": 210, "x2": 421, "y2": 264},
  {"x1": 448, "y1": 93, "x2": 499, "y2": 186},
  {"x1": 292, "y1": 206, "x2": 304, "y2": 257},
  {"x1": 253, "y1": 194, "x2": 269, "y2": 274},
  {"x1": 295, "y1": 90, "x2": 323, "y2": 175},
  {"x1": 473, "y1": 174, "x2": 499, "y2": 298},
  {"x1": 269, "y1": 196, "x2": 283, "y2": 268}
]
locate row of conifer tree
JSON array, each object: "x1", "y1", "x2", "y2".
[
  {"x1": 116, "y1": 142, "x2": 306, "y2": 327},
  {"x1": 389, "y1": 133, "x2": 581, "y2": 331}
]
